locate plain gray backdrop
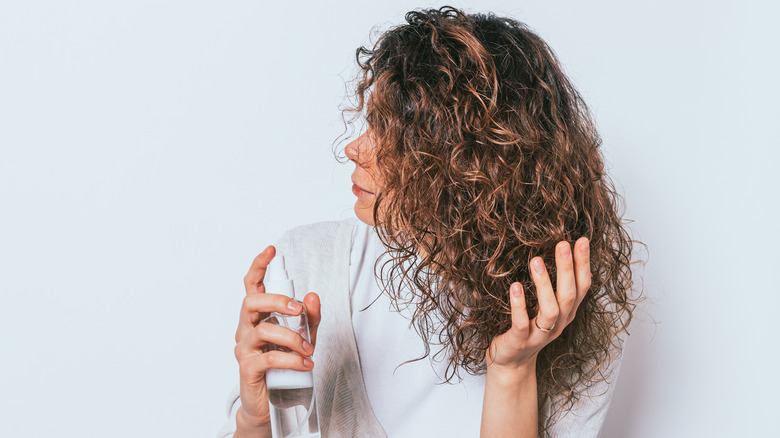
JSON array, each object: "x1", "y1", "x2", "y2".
[{"x1": 1, "y1": 1, "x2": 777, "y2": 437}]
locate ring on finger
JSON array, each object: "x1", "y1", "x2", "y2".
[{"x1": 535, "y1": 318, "x2": 555, "y2": 333}]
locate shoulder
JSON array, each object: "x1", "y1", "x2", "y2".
[{"x1": 273, "y1": 216, "x2": 359, "y2": 256}]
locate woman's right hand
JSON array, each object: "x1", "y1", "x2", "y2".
[{"x1": 233, "y1": 245, "x2": 321, "y2": 434}]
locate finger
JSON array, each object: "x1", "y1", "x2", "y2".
[
  {"x1": 554, "y1": 241, "x2": 577, "y2": 328},
  {"x1": 508, "y1": 282, "x2": 530, "y2": 340},
  {"x1": 303, "y1": 292, "x2": 321, "y2": 346},
  {"x1": 572, "y1": 237, "x2": 592, "y2": 318},
  {"x1": 529, "y1": 256, "x2": 559, "y2": 340},
  {"x1": 236, "y1": 293, "x2": 304, "y2": 343},
  {"x1": 243, "y1": 245, "x2": 276, "y2": 295},
  {"x1": 239, "y1": 350, "x2": 315, "y2": 380},
  {"x1": 236, "y1": 322, "x2": 315, "y2": 359}
]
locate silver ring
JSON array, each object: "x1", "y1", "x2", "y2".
[{"x1": 535, "y1": 318, "x2": 554, "y2": 333}]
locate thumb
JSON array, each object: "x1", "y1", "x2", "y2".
[
  {"x1": 303, "y1": 292, "x2": 321, "y2": 346},
  {"x1": 508, "y1": 282, "x2": 531, "y2": 340}
]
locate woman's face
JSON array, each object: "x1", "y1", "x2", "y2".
[{"x1": 345, "y1": 130, "x2": 380, "y2": 226}]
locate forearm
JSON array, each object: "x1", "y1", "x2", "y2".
[
  {"x1": 480, "y1": 361, "x2": 538, "y2": 438},
  {"x1": 234, "y1": 406, "x2": 273, "y2": 438}
]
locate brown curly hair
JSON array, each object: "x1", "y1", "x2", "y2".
[{"x1": 336, "y1": 5, "x2": 640, "y2": 433}]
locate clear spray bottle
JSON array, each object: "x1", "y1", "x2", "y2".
[{"x1": 262, "y1": 255, "x2": 321, "y2": 438}]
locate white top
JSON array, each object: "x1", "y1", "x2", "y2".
[
  {"x1": 218, "y1": 217, "x2": 625, "y2": 438},
  {"x1": 349, "y1": 220, "x2": 485, "y2": 437}
]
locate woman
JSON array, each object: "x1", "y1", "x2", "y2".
[{"x1": 220, "y1": 6, "x2": 637, "y2": 438}]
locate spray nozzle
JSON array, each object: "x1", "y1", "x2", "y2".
[
  {"x1": 264, "y1": 255, "x2": 295, "y2": 299},
  {"x1": 266, "y1": 254, "x2": 289, "y2": 281}
]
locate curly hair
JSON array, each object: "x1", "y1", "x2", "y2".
[{"x1": 337, "y1": 5, "x2": 640, "y2": 433}]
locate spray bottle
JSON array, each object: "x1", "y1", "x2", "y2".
[{"x1": 263, "y1": 255, "x2": 321, "y2": 438}]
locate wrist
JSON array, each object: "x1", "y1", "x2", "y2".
[
  {"x1": 235, "y1": 406, "x2": 272, "y2": 438},
  {"x1": 486, "y1": 356, "x2": 537, "y2": 386},
  {"x1": 481, "y1": 356, "x2": 539, "y2": 438}
]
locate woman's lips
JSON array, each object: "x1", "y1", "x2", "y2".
[{"x1": 352, "y1": 183, "x2": 375, "y2": 197}]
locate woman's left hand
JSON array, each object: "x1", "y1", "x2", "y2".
[{"x1": 486, "y1": 237, "x2": 592, "y2": 372}]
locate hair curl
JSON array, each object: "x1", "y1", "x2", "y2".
[{"x1": 337, "y1": 5, "x2": 641, "y2": 433}]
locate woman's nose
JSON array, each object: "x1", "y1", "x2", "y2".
[
  {"x1": 345, "y1": 132, "x2": 371, "y2": 165},
  {"x1": 345, "y1": 137, "x2": 358, "y2": 162}
]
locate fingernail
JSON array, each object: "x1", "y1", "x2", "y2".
[
  {"x1": 303, "y1": 358, "x2": 314, "y2": 368},
  {"x1": 511, "y1": 283, "x2": 523, "y2": 297},
  {"x1": 533, "y1": 258, "x2": 545, "y2": 274},
  {"x1": 302, "y1": 340, "x2": 314, "y2": 354},
  {"x1": 287, "y1": 300, "x2": 303, "y2": 312},
  {"x1": 580, "y1": 239, "x2": 590, "y2": 253},
  {"x1": 559, "y1": 243, "x2": 571, "y2": 258}
]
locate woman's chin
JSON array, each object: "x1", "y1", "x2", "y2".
[{"x1": 354, "y1": 204, "x2": 375, "y2": 226}]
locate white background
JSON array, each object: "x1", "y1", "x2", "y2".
[{"x1": 1, "y1": 1, "x2": 777, "y2": 437}]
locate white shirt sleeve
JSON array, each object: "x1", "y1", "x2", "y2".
[
  {"x1": 544, "y1": 331, "x2": 628, "y2": 438},
  {"x1": 216, "y1": 382, "x2": 240, "y2": 438}
]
